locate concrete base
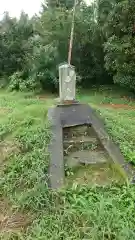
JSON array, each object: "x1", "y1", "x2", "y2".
[{"x1": 48, "y1": 103, "x2": 134, "y2": 189}]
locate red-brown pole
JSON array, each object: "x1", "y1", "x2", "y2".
[{"x1": 68, "y1": 0, "x2": 77, "y2": 65}]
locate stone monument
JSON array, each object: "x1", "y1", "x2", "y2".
[
  {"x1": 59, "y1": 63, "x2": 76, "y2": 103},
  {"x1": 48, "y1": 64, "x2": 134, "y2": 189}
]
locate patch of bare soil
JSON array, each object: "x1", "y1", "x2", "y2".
[
  {"x1": 0, "y1": 140, "x2": 21, "y2": 166},
  {"x1": 0, "y1": 199, "x2": 33, "y2": 233},
  {"x1": 38, "y1": 94, "x2": 55, "y2": 99},
  {"x1": 100, "y1": 104, "x2": 135, "y2": 109},
  {"x1": 0, "y1": 107, "x2": 12, "y2": 115}
]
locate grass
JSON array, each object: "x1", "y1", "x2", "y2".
[
  {"x1": 0, "y1": 87, "x2": 135, "y2": 239},
  {"x1": 78, "y1": 87, "x2": 135, "y2": 164}
]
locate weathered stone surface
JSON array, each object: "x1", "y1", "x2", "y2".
[
  {"x1": 66, "y1": 150, "x2": 107, "y2": 168},
  {"x1": 48, "y1": 107, "x2": 65, "y2": 189},
  {"x1": 63, "y1": 136, "x2": 99, "y2": 155},
  {"x1": 63, "y1": 125, "x2": 90, "y2": 138},
  {"x1": 63, "y1": 136, "x2": 98, "y2": 146},
  {"x1": 58, "y1": 104, "x2": 92, "y2": 127}
]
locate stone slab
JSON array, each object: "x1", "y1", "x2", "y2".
[
  {"x1": 63, "y1": 136, "x2": 98, "y2": 145},
  {"x1": 48, "y1": 108, "x2": 65, "y2": 189},
  {"x1": 66, "y1": 150, "x2": 107, "y2": 168}
]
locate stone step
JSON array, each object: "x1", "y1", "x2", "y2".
[
  {"x1": 65, "y1": 162, "x2": 124, "y2": 186},
  {"x1": 65, "y1": 150, "x2": 108, "y2": 168},
  {"x1": 63, "y1": 136, "x2": 101, "y2": 155},
  {"x1": 64, "y1": 136, "x2": 98, "y2": 144},
  {"x1": 63, "y1": 125, "x2": 95, "y2": 138}
]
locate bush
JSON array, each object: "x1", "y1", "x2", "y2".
[
  {"x1": 27, "y1": 41, "x2": 59, "y2": 92},
  {"x1": 8, "y1": 72, "x2": 40, "y2": 92}
]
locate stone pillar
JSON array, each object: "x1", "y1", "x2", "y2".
[{"x1": 59, "y1": 63, "x2": 76, "y2": 103}]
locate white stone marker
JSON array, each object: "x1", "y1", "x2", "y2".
[{"x1": 59, "y1": 63, "x2": 76, "y2": 102}]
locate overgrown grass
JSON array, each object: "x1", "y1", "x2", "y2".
[
  {"x1": 78, "y1": 87, "x2": 135, "y2": 164},
  {"x1": 0, "y1": 88, "x2": 135, "y2": 239}
]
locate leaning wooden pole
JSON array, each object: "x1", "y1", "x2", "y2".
[{"x1": 68, "y1": 0, "x2": 77, "y2": 65}]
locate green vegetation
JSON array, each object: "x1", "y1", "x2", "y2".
[
  {"x1": 0, "y1": 88, "x2": 135, "y2": 239},
  {"x1": 78, "y1": 87, "x2": 135, "y2": 164},
  {"x1": 0, "y1": 0, "x2": 135, "y2": 91},
  {"x1": 0, "y1": 0, "x2": 135, "y2": 238}
]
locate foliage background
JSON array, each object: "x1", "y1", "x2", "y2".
[{"x1": 0, "y1": 0, "x2": 135, "y2": 92}]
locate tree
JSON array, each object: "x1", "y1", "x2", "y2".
[
  {"x1": 0, "y1": 12, "x2": 33, "y2": 80},
  {"x1": 103, "y1": 0, "x2": 135, "y2": 90},
  {"x1": 34, "y1": 1, "x2": 110, "y2": 90},
  {"x1": 42, "y1": 0, "x2": 82, "y2": 10},
  {"x1": 0, "y1": 0, "x2": 113, "y2": 91}
]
